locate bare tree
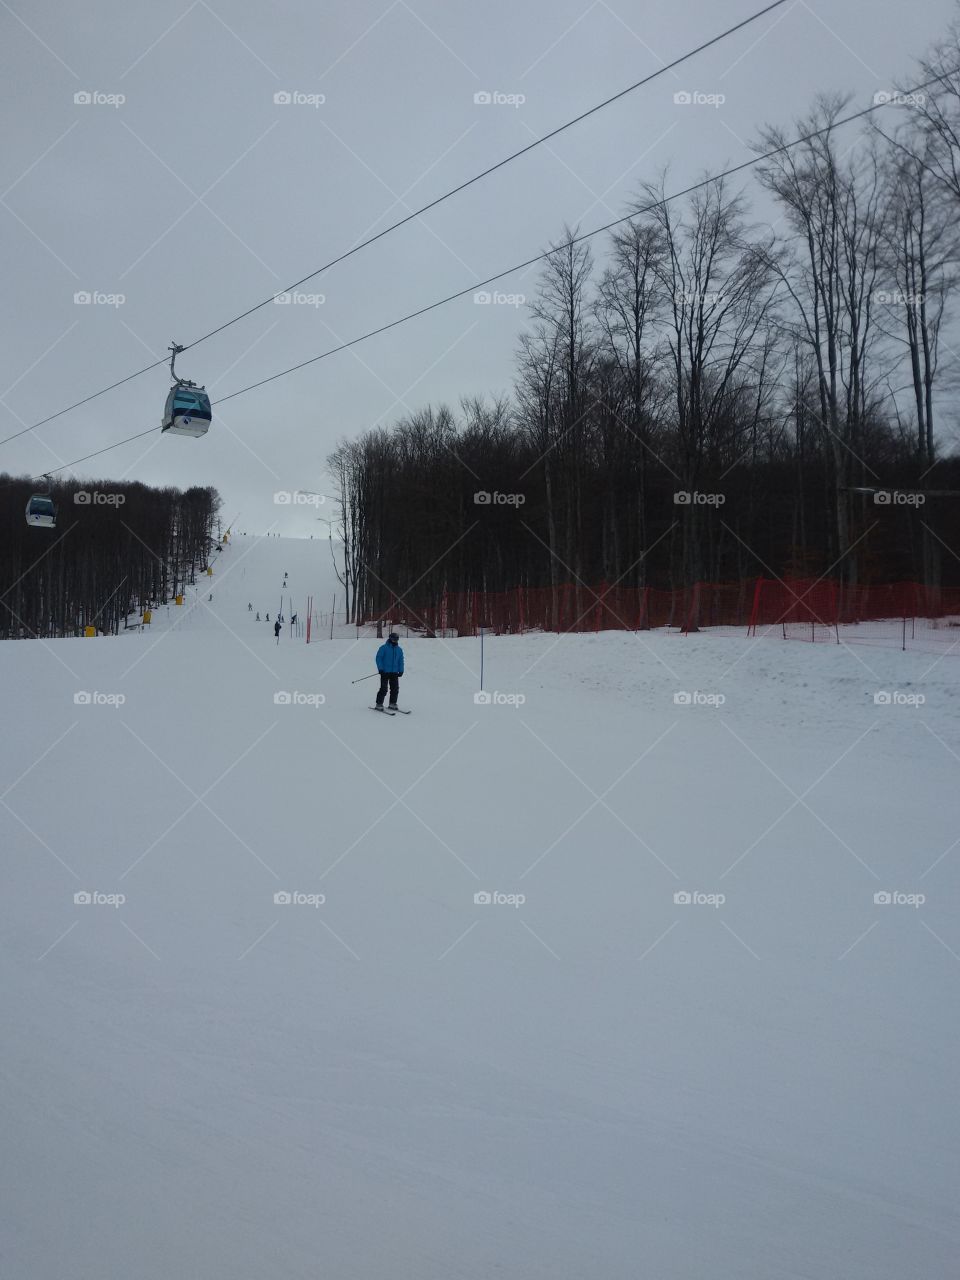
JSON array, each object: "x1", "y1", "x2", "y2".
[
  {"x1": 640, "y1": 175, "x2": 778, "y2": 593},
  {"x1": 755, "y1": 97, "x2": 885, "y2": 583},
  {"x1": 516, "y1": 324, "x2": 563, "y2": 626},
  {"x1": 594, "y1": 218, "x2": 667, "y2": 584},
  {"x1": 876, "y1": 137, "x2": 956, "y2": 465}
]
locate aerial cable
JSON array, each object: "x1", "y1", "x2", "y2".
[
  {"x1": 1, "y1": 0, "x2": 791, "y2": 449},
  {"x1": 15, "y1": 71, "x2": 946, "y2": 484}
]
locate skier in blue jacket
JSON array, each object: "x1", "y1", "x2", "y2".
[{"x1": 375, "y1": 632, "x2": 404, "y2": 709}]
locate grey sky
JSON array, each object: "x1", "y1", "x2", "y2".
[{"x1": 1, "y1": 0, "x2": 956, "y2": 535}]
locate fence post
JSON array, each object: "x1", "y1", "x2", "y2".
[
  {"x1": 683, "y1": 582, "x2": 701, "y2": 634},
  {"x1": 747, "y1": 577, "x2": 763, "y2": 636},
  {"x1": 595, "y1": 582, "x2": 606, "y2": 632}
]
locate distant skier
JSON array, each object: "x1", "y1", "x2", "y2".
[
  {"x1": 374, "y1": 632, "x2": 404, "y2": 709},
  {"x1": 256, "y1": 612, "x2": 260, "y2": 621},
  {"x1": 248, "y1": 603, "x2": 252, "y2": 611},
  {"x1": 274, "y1": 619, "x2": 281, "y2": 644}
]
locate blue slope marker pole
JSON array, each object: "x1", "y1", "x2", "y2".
[{"x1": 480, "y1": 626, "x2": 484, "y2": 693}]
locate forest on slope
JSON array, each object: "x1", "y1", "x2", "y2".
[
  {"x1": 0, "y1": 476, "x2": 221, "y2": 639},
  {"x1": 329, "y1": 16, "x2": 960, "y2": 623}
]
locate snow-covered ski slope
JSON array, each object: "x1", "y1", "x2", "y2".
[
  {"x1": 140, "y1": 529, "x2": 344, "y2": 637},
  {"x1": 3, "y1": 534, "x2": 959, "y2": 1279}
]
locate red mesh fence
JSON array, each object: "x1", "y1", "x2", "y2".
[
  {"x1": 385, "y1": 582, "x2": 723, "y2": 635},
  {"x1": 747, "y1": 578, "x2": 960, "y2": 629},
  {"x1": 744, "y1": 578, "x2": 960, "y2": 654},
  {"x1": 364, "y1": 577, "x2": 960, "y2": 648}
]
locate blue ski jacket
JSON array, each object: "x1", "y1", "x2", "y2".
[{"x1": 376, "y1": 641, "x2": 404, "y2": 675}]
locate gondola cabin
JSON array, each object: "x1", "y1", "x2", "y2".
[
  {"x1": 161, "y1": 384, "x2": 212, "y2": 438},
  {"x1": 25, "y1": 495, "x2": 56, "y2": 528}
]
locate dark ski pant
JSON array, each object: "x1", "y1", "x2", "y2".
[{"x1": 376, "y1": 672, "x2": 399, "y2": 706}]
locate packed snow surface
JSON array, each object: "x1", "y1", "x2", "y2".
[{"x1": 3, "y1": 534, "x2": 958, "y2": 1278}]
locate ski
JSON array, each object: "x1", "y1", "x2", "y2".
[
  {"x1": 391, "y1": 707, "x2": 412, "y2": 714},
  {"x1": 370, "y1": 705, "x2": 395, "y2": 715}
]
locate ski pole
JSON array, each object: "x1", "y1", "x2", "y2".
[{"x1": 351, "y1": 672, "x2": 379, "y2": 684}]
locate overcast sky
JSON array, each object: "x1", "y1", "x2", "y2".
[{"x1": 1, "y1": 0, "x2": 956, "y2": 535}]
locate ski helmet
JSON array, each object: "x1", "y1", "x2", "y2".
[{"x1": 388, "y1": 632, "x2": 399, "y2": 642}]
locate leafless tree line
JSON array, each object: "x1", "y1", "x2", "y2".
[
  {"x1": 0, "y1": 476, "x2": 221, "y2": 639},
  {"x1": 329, "y1": 23, "x2": 960, "y2": 625}
]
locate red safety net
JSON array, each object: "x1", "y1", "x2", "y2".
[
  {"x1": 363, "y1": 577, "x2": 960, "y2": 653},
  {"x1": 746, "y1": 578, "x2": 960, "y2": 629}
]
